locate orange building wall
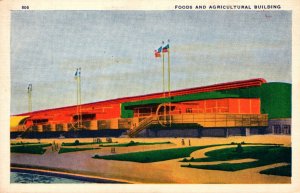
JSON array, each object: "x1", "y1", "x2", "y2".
[
  {"x1": 22, "y1": 102, "x2": 121, "y2": 125},
  {"x1": 15, "y1": 79, "x2": 266, "y2": 124},
  {"x1": 23, "y1": 98, "x2": 261, "y2": 127},
  {"x1": 15, "y1": 79, "x2": 265, "y2": 127},
  {"x1": 181, "y1": 98, "x2": 260, "y2": 114}
]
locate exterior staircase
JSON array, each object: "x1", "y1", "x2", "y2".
[{"x1": 129, "y1": 116, "x2": 157, "y2": 137}]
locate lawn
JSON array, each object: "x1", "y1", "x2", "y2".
[
  {"x1": 181, "y1": 145, "x2": 285, "y2": 162},
  {"x1": 260, "y1": 164, "x2": 291, "y2": 177},
  {"x1": 11, "y1": 142, "x2": 42, "y2": 146},
  {"x1": 11, "y1": 143, "x2": 52, "y2": 154},
  {"x1": 58, "y1": 147, "x2": 101, "y2": 154},
  {"x1": 181, "y1": 145, "x2": 291, "y2": 176},
  {"x1": 93, "y1": 144, "x2": 227, "y2": 163},
  {"x1": 61, "y1": 141, "x2": 112, "y2": 146},
  {"x1": 99, "y1": 141, "x2": 172, "y2": 147}
]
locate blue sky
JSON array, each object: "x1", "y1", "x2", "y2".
[{"x1": 11, "y1": 11, "x2": 291, "y2": 114}]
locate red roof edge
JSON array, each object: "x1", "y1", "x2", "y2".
[{"x1": 15, "y1": 78, "x2": 267, "y2": 116}]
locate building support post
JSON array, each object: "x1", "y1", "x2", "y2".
[{"x1": 225, "y1": 128, "x2": 229, "y2": 137}]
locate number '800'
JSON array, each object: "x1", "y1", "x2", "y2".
[{"x1": 22, "y1": 5, "x2": 29, "y2": 9}]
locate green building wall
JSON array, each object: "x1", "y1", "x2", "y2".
[
  {"x1": 121, "y1": 82, "x2": 291, "y2": 119},
  {"x1": 222, "y1": 82, "x2": 291, "y2": 119}
]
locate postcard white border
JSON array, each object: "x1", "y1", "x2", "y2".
[{"x1": 1, "y1": 0, "x2": 299, "y2": 193}]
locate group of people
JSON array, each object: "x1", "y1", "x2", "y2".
[
  {"x1": 93, "y1": 138, "x2": 102, "y2": 143},
  {"x1": 181, "y1": 139, "x2": 192, "y2": 146}
]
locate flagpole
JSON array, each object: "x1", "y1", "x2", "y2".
[
  {"x1": 162, "y1": 42, "x2": 166, "y2": 125},
  {"x1": 79, "y1": 68, "x2": 82, "y2": 129},
  {"x1": 168, "y1": 41, "x2": 171, "y2": 126},
  {"x1": 28, "y1": 84, "x2": 32, "y2": 112},
  {"x1": 75, "y1": 68, "x2": 79, "y2": 129}
]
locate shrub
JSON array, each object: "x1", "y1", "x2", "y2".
[
  {"x1": 236, "y1": 144, "x2": 243, "y2": 153},
  {"x1": 190, "y1": 157, "x2": 195, "y2": 161},
  {"x1": 241, "y1": 141, "x2": 245, "y2": 144},
  {"x1": 74, "y1": 139, "x2": 80, "y2": 146},
  {"x1": 11, "y1": 144, "x2": 50, "y2": 154},
  {"x1": 182, "y1": 158, "x2": 188, "y2": 162},
  {"x1": 231, "y1": 142, "x2": 236, "y2": 145},
  {"x1": 129, "y1": 140, "x2": 135, "y2": 144},
  {"x1": 58, "y1": 147, "x2": 99, "y2": 154}
]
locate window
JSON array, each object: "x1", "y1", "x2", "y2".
[
  {"x1": 282, "y1": 125, "x2": 291, "y2": 135},
  {"x1": 73, "y1": 114, "x2": 96, "y2": 121},
  {"x1": 273, "y1": 125, "x2": 281, "y2": 134},
  {"x1": 33, "y1": 119, "x2": 48, "y2": 124},
  {"x1": 42, "y1": 125, "x2": 51, "y2": 132},
  {"x1": 186, "y1": 108, "x2": 192, "y2": 113}
]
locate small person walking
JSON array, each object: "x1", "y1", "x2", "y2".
[
  {"x1": 55, "y1": 143, "x2": 59, "y2": 151},
  {"x1": 189, "y1": 139, "x2": 191, "y2": 146},
  {"x1": 181, "y1": 139, "x2": 185, "y2": 146},
  {"x1": 52, "y1": 140, "x2": 56, "y2": 152},
  {"x1": 111, "y1": 147, "x2": 116, "y2": 153}
]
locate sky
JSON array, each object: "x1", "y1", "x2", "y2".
[{"x1": 11, "y1": 11, "x2": 291, "y2": 115}]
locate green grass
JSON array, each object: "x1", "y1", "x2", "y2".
[
  {"x1": 260, "y1": 164, "x2": 291, "y2": 177},
  {"x1": 93, "y1": 144, "x2": 227, "y2": 163},
  {"x1": 99, "y1": 141, "x2": 172, "y2": 147},
  {"x1": 11, "y1": 143, "x2": 52, "y2": 154},
  {"x1": 58, "y1": 147, "x2": 101, "y2": 154},
  {"x1": 11, "y1": 142, "x2": 42, "y2": 146},
  {"x1": 182, "y1": 161, "x2": 269, "y2": 171},
  {"x1": 181, "y1": 146, "x2": 291, "y2": 173},
  {"x1": 61, "y1": 142, "x2": 112, "y2": 146},
  {"x1": 182, "y1": 145, "x2": 284, "y2": 162}
]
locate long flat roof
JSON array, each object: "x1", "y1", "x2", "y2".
[{"x1": 16, "y1": 78, "x2": 266, "y2": 116}]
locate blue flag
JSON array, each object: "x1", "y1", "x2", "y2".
[{"x1": 157, "y1": 46, "x2": 162, "y2": 53}]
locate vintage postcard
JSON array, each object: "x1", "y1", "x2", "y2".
[{"x1": 1, "y1": 0, "x2": 300, "y2": 193}]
